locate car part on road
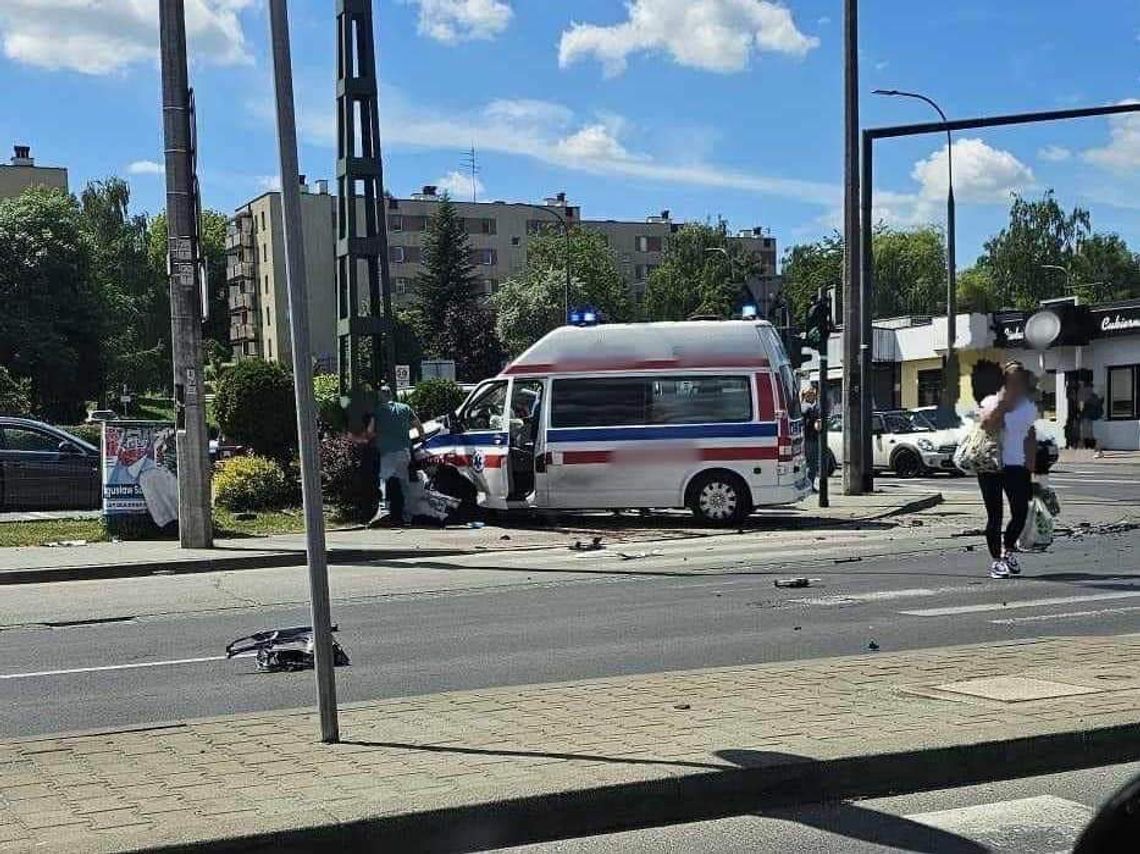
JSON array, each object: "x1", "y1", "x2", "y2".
[
  {"x1": 226, "y1": 626, "x2": 350, "y2": 673},
  {"x1": 569, "y1": 537, "x2": 604, "y2": 551},
  {"x1": 774, "y1": 577, "x2": 812, "y2": 588}
]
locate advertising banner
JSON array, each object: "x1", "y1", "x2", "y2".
[{"x1": 102, "y1": 422, "x2": 179, "y2": 527}]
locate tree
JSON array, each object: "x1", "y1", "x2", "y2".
[
  {"x1": 641, "y1": 222, "x2": 758, "y2": 321},
  {"x1": 0, "y1": 366, "x2": 32, "y2": 416},
  {"x1": 957, "y1": 266, "x2": 999, "y2": 313},
  {"x1": 0, "y1": 187, "x2": 102, "y2": 420},
  {"x1": 780, "y1": 231, "x2": 844, "y2": 321},
  {"x1": 1070, "y1": 233, "x2": 1140, "y2": 303},
  {"x1": 974, "y1": 191, "x2": 1091, "y2": 309},
  {"x1": 440, "y1": 300, "x2": 505, "y2": 380},
  {"x1": 492, "y1": 227, "x2": 632, "y2": 356},
  {"x1": 213, "y1": 359, "x2": 297, "y2": 461},
  {"x1": 414, "y1": 196, "x2": 478, "y2": 356}
]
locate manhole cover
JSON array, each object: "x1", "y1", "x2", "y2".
[{"x1": 932, "y1": 676, "x2": 1103, "y2": 702}]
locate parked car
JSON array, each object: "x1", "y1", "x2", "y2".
[
  {"x1": 0, "y1": 418, "x2": 101, "y2": 510},
  {"x1": 826, "y1": 410, "x2": 960, "y2": 478},
  {"x1": 85, "y1": 409, "x2": 118, "y2": 423},
  {"x1": 911, "y1": 406, "x2": 1059, "y2": 473}
]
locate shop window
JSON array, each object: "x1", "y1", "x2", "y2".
[
  {"x1": 1108, "y1": 365, "x2": 1138, "y2": 420},
  {"x1": 917, "y1": 369, "x2": 943, "y2": 408}
]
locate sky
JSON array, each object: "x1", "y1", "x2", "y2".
[{"x1": 0, "y1": 0, "x2": 1138, "y2": 269}]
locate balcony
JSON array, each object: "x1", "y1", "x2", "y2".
[
  {"x1": 229, "y1": 323, "x2": 258, "y2": 343},
  {"x1": 225, "y1": 222, "x2": 254, "y2": 252},
  {"x1": 228, "y1": 291, "x2": 256, "y2": 312},
  {"x1": 226, "y1": 260, "x2": 254, "y2": 281}
]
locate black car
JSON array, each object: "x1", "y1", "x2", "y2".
[{"x1": 0, "y1": 418, "x2": 102, "y2": 510}]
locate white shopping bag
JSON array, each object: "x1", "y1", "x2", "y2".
[{"x1": 1018, "y1": 497, "x2": 1055, "y2": 551}]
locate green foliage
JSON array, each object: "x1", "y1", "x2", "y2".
[
  {"x1": 871, "y1": 226, "x2": 947, "y2": 317},
  {"x1": 642, "y1": 222, "x2": 757, "y2": 322},
  {"x1": 0, "y1": 366, "x2": 32, "y2": 416},
  {"x1": 440, "y1": 300, "x2": 505, "y2": 380},
  {"x1": 407, "y1": 377, "x2": 465, "y2": 421},
  {"x1": 1069, "y1": 233, "x2": 1140, "y2": 303},
  {"x1": 414, "y1": 196, "x2": 478, "y2": 356},
  {"x1": 957, "y1": 266, "x2": 998, "y2": 313},
  {"x1": 213, "y1": 455, "x2": 292, "y2": 512},
  {"x1": 213, "y1": 359, "x2": 297, "y2": 460},
  {"x1": 0, "y1": 186, "x2": 102, "y2": 421},
  {"x1": 780, "y1": 232, "x2": 844, "y2": 322},
  {"x1": 313, "y1": 373, "x2": 345, "y2": 433},
  {"x1": 974, "y1": 191, "x2": 1091, "y2": 309},
  {"x1": 62, "y1": 423, "x2": 104, "y2": 448},
  {"x1": 492, "y1": 227, "x2": 632, "y2": 356}
]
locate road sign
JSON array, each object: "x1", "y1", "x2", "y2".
[{"x1": 395, "y1": 364, "x2": 411, "y2": 389}]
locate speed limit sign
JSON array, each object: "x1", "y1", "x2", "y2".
[{"x1": 395, "y1": 364, "x2": 411, "y2": 389}]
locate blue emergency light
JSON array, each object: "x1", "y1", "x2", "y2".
[{"x1": 568, "y1": 306, "x2": 600, "y2": 327}]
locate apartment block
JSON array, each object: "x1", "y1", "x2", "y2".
[
  {"x1": 225, "y1": 179, "x2": 337, "y2": 368},
  {"x1": 0, "y1": 145, "x2": 68, "y2": 201},
  {"x1": 227, "y1": 181, "x2": 780, "y2": 362}
]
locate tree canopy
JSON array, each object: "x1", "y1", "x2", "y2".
[{"x1": 641, "y1": 222, "x2": 758, "y2": 321}]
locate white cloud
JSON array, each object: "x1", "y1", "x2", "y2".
[
  {"x1": 433, "y1": 170, "x2": 485, "y2": 200},
  {"x1": 410, "y1": 0, "x2": 512, "y2": 44},
  {"x1": 556, "y1": 124, "x2": 640, "y2": 162},
  {"x1": 817, "y1": 15, "x2": 831, "y2": 25},
  {"x1": 911, "y1": 138, "x2": 1036, "y2": 204},
  {"x1": 0, "y1": 0, "x2": 252, "y2": 75},
  {"x1": 1037, "y1": 145, "x2": 1072, "y2": 162},
  {"x1": 559, "y1": 0, "x2": 819, "y2": 77},
  {"x1": 127, "y1": 159, "x2": 164, "y2": 175},
  {"x1": 1082, "y1": 102, "x2": 1140, "y2": 172}
]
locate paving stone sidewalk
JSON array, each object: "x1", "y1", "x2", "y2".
[{"x1": 3, "y1": 634, "x2": 1140, "y2": 853}]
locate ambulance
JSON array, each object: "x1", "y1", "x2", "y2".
[{"x1": 414, "y1": 320, "x2": 809, "y2": 524}]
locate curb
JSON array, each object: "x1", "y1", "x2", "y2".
[
  {"x1": 149, "y1": 720, "x2": 1140, "y2": 853},
  {"x1": 0, "y1": 494, "x2": 942, "y2": 586}
]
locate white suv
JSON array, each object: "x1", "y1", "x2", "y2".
[{"x1": 826, "y1": 410, "x2": 960, "y2": 478}]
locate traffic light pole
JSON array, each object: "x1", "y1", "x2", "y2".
[{"x1": 817, "y1": 290, "x2": 830, "y2": 509}]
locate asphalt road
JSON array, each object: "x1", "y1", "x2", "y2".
[
  {"x1": 2, "y1": 522, "x2": 1138, "y2": 737},
  {"x1": 880, "y1": 460, "x2": 1140, "y2": 505},
  {"x1": 498, "y1": 761, "x2": 1140, "y2": 853}
]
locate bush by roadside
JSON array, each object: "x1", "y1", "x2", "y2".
[
  {"x1": 62, "y1": 424, "x2": 103, "y2": 448},
  {"x1": 213, "y1": 455, "x2": 292, "y2": 512},
  {"x1": 406, "y1": 378, "x2": 464, "y2": 421},
  {"x1": 320, "y1": 432, "x2": 376, "y2": 523},
  {"x1": 213, "y1": 359, "x2": 297, "y2": 461}
]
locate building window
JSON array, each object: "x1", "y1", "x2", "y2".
[
  {"x1": 466, "y1": 217, "x2": 496, "y2": 235},
  {"x1": 527, "y1": 219, "x2": 557, "y2": 235},
  {"x1": 395, "y1": 278, "x2": 410, "y2": 295},
  {"x1": 917, "y1": 368, "x2": 943, "y2": 408},
  {"x1": 267, "y1": 339, "x2": 273, "y2": 360},
  {"x1": 260, "y1": 211, "x2": 265, "y2": 230},
  {"x1": 1108, "y1": 365, "x2": 1138, "y2": 420},
  {"x1": 482, "y1": 278, "x2": 498, "y2": 295},
  {"x1": 635, "y1": 235, "x2": 663, "y2": 253},
  {"x1": 241, "y1": 310, "x2": 248, "y2": 324},
  {"x1": 265, "y1": 307, "x2": 271, "y2": 326},
  {"x1": 471, "y1": 248, "x2": 497, "y2": 266},
  {"x1": 404, "y1": 216, "x2": 429, "y2": 232},
  {"x1": 264, "y1": 275, "x2": 270, "y2": 294},
  {"x1": 390, "y1": 246, "x2": 405, "y2": 263},
  {"x1": 389, "y1": 215, "x2": 403, "y2": 232},
  {"x1": 262, "y1": 244, "x2": 267, "y2": 262}
]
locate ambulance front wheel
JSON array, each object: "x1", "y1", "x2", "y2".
[
  {"x1": 687, "y1": 470, "x2": 752, "y2": 526},
  {"x1": 431, "y1": 467, "x2": 478, "y2": 518}
]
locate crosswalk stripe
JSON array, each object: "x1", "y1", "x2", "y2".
[
  {"x1": 900, "y1": 590, "x2": 1140, "y2": 617},
  {"x1": 990, "y1": 604, "x2": 1140, "y2": 625}
]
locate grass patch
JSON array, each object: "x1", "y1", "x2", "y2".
[
  {"x1": 213, "y1": 507, "x2": 310, "y2": 537},
  {"x1": 0, "y1": 518, "x2": 109, "y2": 548}
]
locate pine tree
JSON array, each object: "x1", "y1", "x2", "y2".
[{"x1": 414, "y1": 196, "x2": 478, "y2": 356}]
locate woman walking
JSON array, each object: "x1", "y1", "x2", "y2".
[{"x1": 977, "y1": 362, "x2": 1037, "y2": 579}]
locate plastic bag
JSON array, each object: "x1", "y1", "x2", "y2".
[
  {"x1": 1033, "y1": 481, "x2": 1061, "y2": 517},
  {"x1": 1018, "y1": 497, "x2": 1055, "y2": 551},
  {"x1": 953, "y1": 424, "x2": 1001, "y2": 475}
]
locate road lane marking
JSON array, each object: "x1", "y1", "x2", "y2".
[
  {"x1": 1048, "y1": 477, "x2": 1139, "y2": 485},
  {"x1": 901, "y1": 590, "x2": 1140, "y2": 617},
  {"x1": 785, "y1": 585, "x2": 984, "y2": 606},
  {"x1": 990, "y1": 605, "x2": 1140, "y2": 625},
  {"x1": 0, "y1": 654, "x2": 249, "y2": 681}
]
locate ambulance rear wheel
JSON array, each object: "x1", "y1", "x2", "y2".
[{"x1": 687, "y1": 470, "x2": 752, "y2": 526}]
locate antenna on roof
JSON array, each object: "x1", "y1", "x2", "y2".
[{"x1": 460, "y1": 144, "x2": 479, "y2": 203}]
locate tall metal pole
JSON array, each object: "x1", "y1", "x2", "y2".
[
  {"x1": 817, "y1": 287, "x2": 830, "y2": 509},
  {"x1": 860, "y1": 132, "x2": 875, "y2": 493},
  {"x1": 842, "y1": 0, "x2": 865, "y2": 495},
  {"x1": 269, "y1": 0, "x2": 339, "y2": 744},
  {"x1": 159, "y1": 1, "x2": 213, "y2": 548}
]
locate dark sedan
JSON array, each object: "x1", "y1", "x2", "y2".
[{"x1": 0, "y1": 418, "x2": 102, "y2": 510}]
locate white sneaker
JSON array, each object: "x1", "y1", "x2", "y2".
[
  {"x1": 990, "y1": 559, "x2": 1011, "y2": 579},
  {"x1": 1003, "y1": 552, "x2": 1020, "y2": 574}
]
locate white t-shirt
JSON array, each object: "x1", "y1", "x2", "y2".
[{"x1": 980, "y1": 394, "x2": 1037, "y2": 468}]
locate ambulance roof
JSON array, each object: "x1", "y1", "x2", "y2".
[{"x1": 501, "y1": 320, "x2": 781, "y2": 376}]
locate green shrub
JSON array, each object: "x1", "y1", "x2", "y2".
[
  {"x1": 213, "y1": 455, "x2": 292, "y2": 512},
  {"x1": 406, "y1": 378, "x2": 465, "y2": 421},
  {"x1": 213, "y1": 358, "x2": 297, "y2": 461},
  {"x1": 313, "y1": 373, "x2": 345, "y2": 434},
  {"x1": 62, "y1": 424, "x2": 103, "y2": 448}
]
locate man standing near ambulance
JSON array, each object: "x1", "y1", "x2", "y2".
[{"x1": 365, "y1": 385, "x2": 423, "y2": 526}]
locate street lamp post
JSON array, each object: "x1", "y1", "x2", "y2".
[
  {"x1": 518, "y1": 203, "x2": 572, "y2": 321},
  {"x1": 874, "y1": 89, "x2": 958, "y2": 411}
]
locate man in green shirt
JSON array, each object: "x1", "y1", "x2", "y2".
[{"x1": 366, "y1": 386, "x2": 423, "y2": 526}]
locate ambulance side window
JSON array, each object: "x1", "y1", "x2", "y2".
[{"x1": 462, "y1": 382, "x2": 508, "y2": 431}]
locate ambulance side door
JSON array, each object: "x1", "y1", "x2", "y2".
[{"x1": 457, "y1": 380, "x2": 511, "y2": 499}]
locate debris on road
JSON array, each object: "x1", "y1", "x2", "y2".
[
  {"x1": 569, "y1": 537, "x2": 604, "y2": 552},
  {"x1": 673, "y1": 703, "x2": 691, "y2": 710},
  {"x1": 774, "y1": 577, "x2": 811, "y2": 588},
  {"x1": 43, "y1": 540, "x2": 88, "y2": 548},
  {"x1": 867, "y1": 640, "x2": 880, "y2": 651},
  {"x1": 834, "y1": 556, "x2": 864, "y2": 564},
  {"x1": 226, "y1": 626, "x2": 350, "y2": 673},
  {"x1": 500, "y1": 534, "x2": 511, "y2": 541},
  {"x1": 467, "y1": 521, "x2": 485, "y2": 530},
  {"x1": 617, "y1": 550, "x2": 664, "y2": 561}
]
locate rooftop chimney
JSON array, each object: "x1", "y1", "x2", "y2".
[
  {"x1": 315, "y1": 179, "x2": 329, "y2": 195},
  {"x1": 11, "y1": 145, "x2": 33, "y2": 166}
]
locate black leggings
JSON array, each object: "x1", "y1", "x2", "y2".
[{"x1": 977, "y1": 466, "x2": 1032, "y2": 560}]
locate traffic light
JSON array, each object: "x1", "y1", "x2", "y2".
[
  {"x1": 803, "y1": 294, "x2": 834, "y2": 351},
  {"x1": 782, "y1": 324, "x2": 807, "y2": 369}
]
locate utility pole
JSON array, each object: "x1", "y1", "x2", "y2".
[
  {"x1": 336, "y1": 0, "x2": 396, "y2": 430},
  {"x1": 817, "y1": 288, "x2": 831, "y2": 509},
  {"x1": 159, "y1": 0, "x2": 213, "y2": 548},
  {"x1": 268, "y1": 0, "x2": 339, "y2": 744},
  {"x1": 842, "y1": 0, "x2": 865, "y2": 495}
]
